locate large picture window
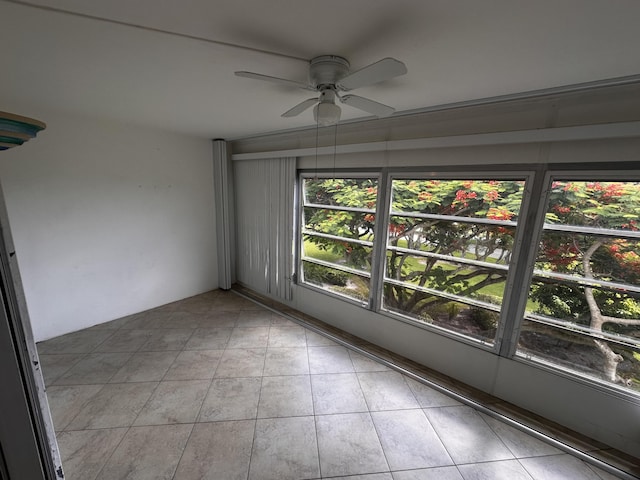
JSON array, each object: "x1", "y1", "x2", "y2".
[
  {"x1": 297, "y1": 169, "x2": 640, "y2": 395},
  {"x1": 300, "y1": 176, "x2": 378, "y2": 304},
  {"x1": 518, "y1": 180, "x2": 640, "y2": 390},
  {"x1": 382, "y1": 178, "x2": 526, "y2": 344}
]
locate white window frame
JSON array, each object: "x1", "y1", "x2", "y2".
[
  {"x1": 297, "y1": 172, "x2": 381, "y2": 307},
  {"x1": 377, "y1": 171, "x2": 536, "y2": 351},
  {"x1": 509, "y1": 170, "x2": 640, "y2": 396},
  {"x1": 295, "y1": 164, "x2": 640, "y2": 399}
]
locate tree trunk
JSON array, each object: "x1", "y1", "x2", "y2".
[{"x1": 582, "y1": 240, "x2": 626, "y2": 385}]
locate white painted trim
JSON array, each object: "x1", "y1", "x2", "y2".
[{"x1": 231, "y1": 121, "x2": 640, "y2": 161}]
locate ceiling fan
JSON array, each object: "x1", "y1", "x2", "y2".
[{"x1": 235, "y1": 55, "x2": 407, "y2": 126}]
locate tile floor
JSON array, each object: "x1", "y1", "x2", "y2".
[{"x1": 37, "y1": 290, "x2": 627, "y2": 480}]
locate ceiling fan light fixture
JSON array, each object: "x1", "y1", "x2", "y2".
[{"x1": 313, "y1": 102, "x2": 341, "y2": 126}]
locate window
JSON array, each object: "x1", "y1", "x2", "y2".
[
  {"x1": 517, "y1": 180, "x2": 640, "y2": 390},
  {"x1": 296, "y1": 169, "x2": 640, "y2": 395},
  {"x1": 300, "y1": 176, "x2": 378, "y2": 304},
  {"x1": 382, "y1": 178, "x2": 526, "y2": 344}
]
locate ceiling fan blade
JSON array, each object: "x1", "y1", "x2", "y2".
[
  {"x1": 337, "y1": 57, "x2": 407, "y2": 91},
  {"x1": 281, "y1": 98, "x2": 319, "y2": 117},
  {"x1": 235, "y1": 71, "x2": 315, "y2": 91},
  {"x1": 340, "y1": 94, "x2": 395, "y2": 117}
]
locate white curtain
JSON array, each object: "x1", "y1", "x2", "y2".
[{"x1": 234, "y1": 157, "x2": 295, "y2": 301}]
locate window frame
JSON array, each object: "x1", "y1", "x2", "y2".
[
  {"x1": 297, "y1": 171, "x2": 382, "y2": 307},
  {"x1": 377, "y1": 171, "x2": 536, "y2": 352},
  {"x1": 294, "y1": 164, "x2": 640, "y2": 399},
  {"x1": 509, "y1": 169, "x2": 640, "y2": 395}
]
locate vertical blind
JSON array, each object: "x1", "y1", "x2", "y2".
[{"x1": 234, "y1": 157, "x2": 295, "y2": 301}]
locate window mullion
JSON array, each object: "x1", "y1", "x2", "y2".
[
  {"x1": 496, "y1": 165, "x2": 550, "y2": 357},
  {"x1": 369, "y1": 169, "x2": 391, "y2": 312}
]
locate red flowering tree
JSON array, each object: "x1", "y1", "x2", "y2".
[
  {"x1": 384, "y1": 179, "x2": 524, "y2": 316},
  {"x1": 528, "y1": 181, "x2": 640, "y2": 386},
  {"x1": 303, "y1": 178, "x2": 378, "y2": 269},
  {"x1": 304, "y1": 178, "x2": 640, "y2": 388}
]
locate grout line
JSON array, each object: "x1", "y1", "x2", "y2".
[
  {"x1": 231, "y1": 288, "x2": 638, "y2": 480},
  {"x1": 305, "y1": 332, "x2": 323, "y2": 478},
  {"x1": 169, "y1": 422, "x2": 196, "y2": 480}
]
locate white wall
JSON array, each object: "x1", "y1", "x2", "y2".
[{"x1": 0, "y1": 109, "x2": 218, "y2": 341}]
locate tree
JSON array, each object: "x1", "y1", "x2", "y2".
[
  {"x1": 528, "y1": 181, "x2": 640, "y2": 386},
  {"x1": 302, "y1": 177, "x2": 640, "y2": 388},
  {"x1": 384, "y1": 179, "x2": 523, "y2": 318}
]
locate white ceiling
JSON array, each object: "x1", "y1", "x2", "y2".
[{"x1": 2, "y1": 0, "x2": 640, "y2": 139}]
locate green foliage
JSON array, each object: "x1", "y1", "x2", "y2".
[
  {"x1": 531, "y1": 182, "x2": 640, "y2": 327},
  {"x1": 303, "y1": 262, "x2": 348, "y2": 287},
  {"x1": 306, "y1": 179, "x2": 640, "y2": 318},
  {"x1": 304, "y1": 178, "x2": 377, "y2": 268},
  {"x1": 304, "y1": 177, "x2": 640, "y2": 389},
  {"x1": 469, "y1": 307, "x2": 501, "y2": 331},
  {"x1": 385, "y1": 179, "x2": 523, "y2": 316}
]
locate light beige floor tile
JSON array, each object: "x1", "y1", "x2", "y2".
[
  {"x1": 57, "y1": 428, "x2": 127, "y2": 480},
  {"x1": 163, "y1": 350, "x2": 222, "y2": 380},
  {"x1": 198, "y1": 377, "x2": 261, "y2": 421},
  {"x1": 480, "y1": 413, "x2": 562, "y2": 458},
  {"x1": 458, "y1": 459, "x2": 534, "y2": 480},
  {"x1": 42, "y1": 292, "x2": 618, "y2": 480},
  {"x1": 371, "y1": 409, "x2": 453, "y2": 470},
  {"x1": 138, "y1": 329, "x2": 194, "y2": 351},
  {"x1": 269, "y1": 314, "x2": 298, "y2": 326},
  {"x1": 349, "y1": 351, "x2": 390, "y2": 372},
  {"x1": 519, "y1": 454, "x2": 603, "y2": 480},
  {"x1": 117, "y1": 311, "x2": 174, "y2": 330},
  {"x1": 133, "y1": 380, "x2": 210, "y2": 426},
  {"x1": 316, "y1": 412, "x2": 388, "y2": 477},
  {"x1": 405, "y1": 378, "x2": 462, "y2": 408},
  {"x1": 93, "y1": 315, "x2": 132, "y2": 330},
  {"x1": 248, "y1": 416, "x2": 320, "y2": 480},
  {"x1": 214, "y1": 348, "x2": 266, "y2": 377},
  {"x1": 66, "y1": 382, "x2": 157, "y2": 430},
  {"x1": 197, "y1": 310, "x2": 239, "y2": 328},
  {"x1": 236, "y1": 310, "x2": 272, "y2": 327},
  {"x1": 391, "y1": 466, "x2": 463, "y2": 480},
  {"x1": 110, "y1": 351, "x2": 178, "y2": 382},
  {"x1": 586, "y1": 463, "x2": 628, "y2": 480},
  {"x1": 164, "y1": 311, "x2": 213, "y2": 329},
  {"x1": 95, "y1": 424, "x2": 192, "y2": 480},
  {"x1": 184, "y1": 327, "x2": 232, "y2": 350},
  {"x1": 424, "y1": 405, "x2": 513, "y2": 464},
  {"x1": 175, "y1": 300, "x2": 218, "y2": 316},
  {"x1": 53, "y1": 352, "x2": 132, "y2": 385},
  {"x1": 305, "y1": 330, "x2": 340, "y2": 347},
  {"x1": 95, "y1": 329, "x2": 152, "y2": 353},
  {"x1": 308, "y1": 345, "x2": 355, "y2": 374},
  {"x1": 37, "y1": 329, "x2": 114, "y2": 354},
  {"x1": 263, "y1": 347, "x2": 309, "y2": 376},
  {"x1": 227, "y1": 326, "x2": 270, "y2": 348},
  {"x1": 258, "y1": 375, "x2": 313, "y2": 418},
  {"x1": 212, "y1": 293, "x2": 260, "y2": 311},
  {"x1": 311, "y1": 373, "x2": 368, "y2": 415},
  {"x1": 46, "y1": 384, "x2": 104, "y2": 431},
  {"x1": 38, "y1": 353, "x2": 84, "y2": 385},
  {"x1": 174, "y1": 420, "x2": 254, "y2": 480},
  {"x1": 324, "y1": 474, "x2": 393, "y2": 480},
  {"x1": 357, "y1": 371, "x2": 420, "y2": 411},
  {"x1": 268, "y1": 325, "x2": 307, "y2": 347}
]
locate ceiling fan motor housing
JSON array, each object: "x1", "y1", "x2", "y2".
[{"x1": 309, "y1": 56, "x2": 350, "y2": 88}]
